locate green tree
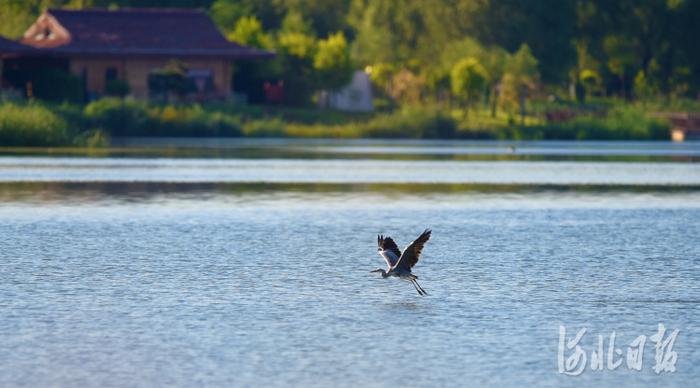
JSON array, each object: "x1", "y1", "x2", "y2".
[
  {"x1": 579, "y1": 69, "x2": 602, "y2": 99},
  {"x1": 313, "y1": 32, "x2": 353, "y2": 91},
  {"x1": 4, "y1": 0, "x2": 700, "y2": 104},
  {"x1": 0, "y1": 0, "x2": 64, "y2": 38},
  {"x1": 633, "y1": 70, "x2": 657, "y2": 99},
  {"x1": 602, "y1": 34, "x2": 636, "y2": 98},
  {"x1": 348, "y1": 1, "x2": 401, "y2": 65},
  {"x1": 439, "y1": 37, "x2": 508, "y2": 115},
  {"x1": 275, "y1": 0, "x2": 352, "y2": 38},
  {"x1": 227, "y1": 16, "x2": 273, "y2": 49},
  {"x1": 280, "y1": 9, "x2": 315, "y2": 35},
  {"x1": 272, "y1": 11, "x2": 319, "y2": 105},
  {"x1": 500, "y1": 44, "x2": 539, "y2": 123},
  {"x1": 227, "y1": 16, "x2": 279, "y2": 103},
  {"x1": 348, "y1": 0, "x2": 481, "y2": 68},
  {"x1": 505, "y1": 44, "x2": 539, "y2": 86},
  {"x1": 450, "y1": 57, "x2": 488, "y2": 113},
  {"x1": 474, "y1": 0, "x2": 576, "y2": 84},
  {"x1": 277, "y1": 32, "x2": 316, "y2": 58},
  {"x1": 575, "y1": 0, "x2": 700, "y2": 97},
  {"x1": 210, "y1": 0, "x2": 281, "y2": 34}
]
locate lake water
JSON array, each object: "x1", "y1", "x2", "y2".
[{"x1": 0, "y1": 140, "x2": 699, "y2": 387}]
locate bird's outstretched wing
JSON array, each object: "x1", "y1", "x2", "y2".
[
  {"x1": 378, "y1": 234, "x2": 402, "y2": 267},
  {"x1": 394, "y1": 229, "x2": 431, "y2": 271}
]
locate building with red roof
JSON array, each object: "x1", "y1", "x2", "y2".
[{"x1": 0, "y1": 8, "x2": 273, "y2": 100}]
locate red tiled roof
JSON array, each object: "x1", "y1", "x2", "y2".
[{"x1": 21, "y1": 8, "x2": 273, "y2": 59}]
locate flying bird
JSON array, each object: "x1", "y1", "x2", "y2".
[{"x1": 371, "y1": 229, "x2": 431, "y2": 295}]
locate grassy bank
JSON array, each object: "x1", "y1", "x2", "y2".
[{"x1": 0, "y1": 97, "x2": 682, "y2": 147}]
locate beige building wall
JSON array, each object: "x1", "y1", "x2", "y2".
[
  {"x1": 69, "y1": 56, "x2": 232, "y2": 99},
  {"x1": 69, "y1": 57, "x2": 126, "y2": 95}
]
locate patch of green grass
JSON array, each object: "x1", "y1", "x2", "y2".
[
  {"x1": 285, "y1": 107, "x2": 458, "y2": 138},
  {"x1": 242, "y1": 118, "x2": 287, "y2": 137}
]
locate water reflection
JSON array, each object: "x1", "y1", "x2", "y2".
[
  {"x1": 2, "y1": 139, "x2": 700, "y2": 162},
  {"x1": 0, "y1": 158, "x2": 698, "y2": 185},
  {"x1": 1, "y1": 181, "x2": 699, "y2": 210}
]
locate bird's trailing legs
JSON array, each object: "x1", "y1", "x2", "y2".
[
  {"x1": 409, "y1": 277, "x2": 427, "y2": 296},
  {"x1": 411, "y1": 279, "x2": 428, "y2": 295},
  {"x1": 409, "y1": 279, "x2": 424, "y2": 295}
]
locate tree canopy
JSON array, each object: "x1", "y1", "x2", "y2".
[{"x1": 2, "y1": 0, "x2": 699, "y2": 104}]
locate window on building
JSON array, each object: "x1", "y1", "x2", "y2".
[{"x1": 187, "y1": 69, "x2": 214, "y2": 94}]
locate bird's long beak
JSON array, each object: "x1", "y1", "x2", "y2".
[{"x1": 369, "y1": 269, "x2": 382, "y2": 273}]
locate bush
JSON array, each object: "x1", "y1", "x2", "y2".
[
  {"x1": 511, "y1": 105, "x2": 669, "y2": 140},
  {"x1": 84, "y1": 98, "x2": 152, "y2": 136},
  {"x1": 148, "y1": 105, "x2": 243, "y2": 136},
  {"x1": 83, "y1": 98, "x2": 247, "y2": 137},
  {"x1": 361, "y1": 107, "x2": 457, "y2": 138},
  {"x1": 0, "y1": 103, "x2": 71, "y2": 146},
  {"x1": 74, "y1": 129, "x2": 110, "y2": 147},
  {"x1": 0, "y1": 98, "x2": 673, "y2": 145}
]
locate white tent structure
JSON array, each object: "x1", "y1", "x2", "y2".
[{"x1": 319, "y1": 70, "x2": 374, "y2": 112}]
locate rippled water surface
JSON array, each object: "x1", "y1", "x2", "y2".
[
  {"x1": 1, "y1": 157, "x2": 700, "y2": 185},
  {"x1": 0, "y1": 141, "x2": 699, "y2": 387}
]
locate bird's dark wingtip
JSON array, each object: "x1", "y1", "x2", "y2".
[{"x1": 420, "y1": 229, "x2": 432, "y2": 243}]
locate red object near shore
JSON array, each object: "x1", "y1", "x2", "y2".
[{"x1": 264, "y1": 80, "x2": 284, "y2": 104}]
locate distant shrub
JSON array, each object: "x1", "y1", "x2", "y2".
[
  {"x1": 0, "y1": 102, "x2": 70, "y2": 146},
  {"x1": 54, "y1": 102, "x2": 86, "y2": 128},
  {"x1": 83, "y1": 98, "x2": 245, "y2": 137},
  {"x1": 0, "y1": 97, "x2": 674, "y2": 145},
  {"x1": 186, "y1": 110, "x2": 242, "y2": 137},
  {"x1": 510, "y1": 105, "x2": 669, "y2": 140},
  {"x1": 84, "y1": 98, "x2": 152, "y2": 136},
  {"x1": 148, "y1": 104, "x2": 243, "y2": 136},
  {"x1": 361, "y1": 107, "x2": 457, "y2": 138},
  {"x1": 74, "y1": 129, "x2": 110, "y2": 147}
]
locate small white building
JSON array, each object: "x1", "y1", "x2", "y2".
[{"x1": 319, "y1": 70, "x2": 374, "y2": 112}]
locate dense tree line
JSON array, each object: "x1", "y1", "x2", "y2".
[{"x1": 1, "y1": 0, "x2": 699, "y2": 105}]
